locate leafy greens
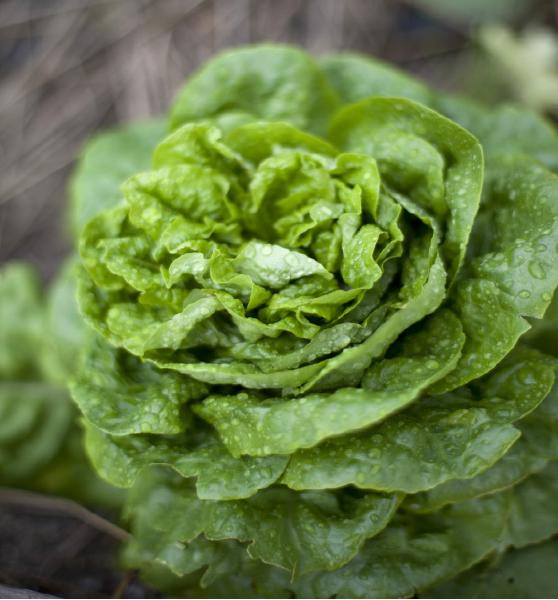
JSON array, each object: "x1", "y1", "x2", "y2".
[
  {"x1": 66, "y1": 45, "x2": 558, "y2": 597},
  {"x1": 0, "y1": 262, "x2": 123, "y2": 506}
]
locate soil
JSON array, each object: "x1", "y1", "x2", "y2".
[{"x1": 0, "y1": 493, "x2": 154, "y2": 599}]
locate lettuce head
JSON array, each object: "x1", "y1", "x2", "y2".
[{"x1": 69, "y1": 45, "x2": 558, "y2": 598}]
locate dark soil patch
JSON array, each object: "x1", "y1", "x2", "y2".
[{"x1": 0, "y1": 490, "x2": 155, "y2": 599}]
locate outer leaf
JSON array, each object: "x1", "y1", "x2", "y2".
[
  {"x1": 407, "y1": 379, "x2": 558, "y2": 512},
  {"x1": 69, "y1": 118, "x2": 166, "y2": 236},
  {"x1": 40, "y1": 259, "x2": 88, "y2": 384},
  {"x1": 433, "y1": 154, "x2": 558, "y2": 392},
  {"x1": 504, "y1": 461, "x2": 558, "y2": 548},
  {"x1": 320, "y1": 52, "x2": 433, "y2": 105},
  {"x1": 518, "y1": 380, "x2": 558, "y2": 459},
  {"x1": 524, "y1": 290, "x2": 558, "y2": 356},
  {"x1": 427, "y1": 537, "x2": 558, "y2": 599},
  {"x1": 169, "y1": 45, "x2": 340, "y2": 136},
  {"x1": 472, "y1": 156, "x2": 558, "y2": 319},
  {"x1": 430, "y1": 278, "x2": 530, "y2": 393},
  {"x1": 71, "y1": 335, "x2": 206, "y2": 435},
  {"x1": 84, "y1": 423, "x2": 287, "y2": 500},
  {"x1": 436, "y1": 94, "x2": 558, "y2": 172},
  {"x1": 479, "y1": 106, "x2": 558, "y2": 172},
  {"x1": 295, "y1": 493, "x2": 511, "y2": 599},
  {"x1": 405, "y1": 444, "x2": 544, "y2": 514},
  {"x1": 125, "y1": 526, "x2": 242, "y2": 586},
  {"x1": 126, "y1": 467, "x2": 400, "y2": 577},
  {"x1": 283, "y1": 346, "x2": 555, "y2": 493},
  {"x1": 126, "y1": 537, "x2": 296, "y2": 599},
  {"x1": 427, "y1": 464, "x2": 558, "y2": 597}
]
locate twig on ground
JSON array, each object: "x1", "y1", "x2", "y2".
[{"x1": 0, "y1": 488, "x2": 129, "y2": 542}]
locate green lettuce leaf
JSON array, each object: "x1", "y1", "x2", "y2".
[
  {"x1": 84, "y1": 423, "x2": 287, "y2": 500},
  {"x1": 0, "y1": 264, "x2": 70, "y2": 483},
  {"x1": 295, "y1": 493, "x2": 511, "y2": 598},
  {"x1": 69, "y1": 120, "x2": 165, "y2": 236},
  {"x1": 0, "y1": 382, "x2": 72, "y2": 482},
  {"x1": 406, "y1": 379, "x2": 558, "y2": 512},
  {"x1": 427, "y1": 537, "x2": 558, "y2": 599},
  {"x1": 283, "y1": 346, "x2": 555, "y2": 493},
  {"x1": 169, "y1": 45, "x2": 339, "y2": 136},
  {"x1": 433, "y1": 155, "x2": 558, "y2": 392},
  {"x1": 125, "y1": 467, "x2": 400, "y2": 578},
  {"x1": 70, "y1": 118, "x2": 166, "y2": 236},
  {"x1": 0, "y1": 263, "x2": 122, "y2": 506},
  {"x1": 72, "y1": 335, "x2": 206, "y2": 436},
  {"x1": 503, "y1": 461, "x2": 558, "y2": 548},
  {"x1": 0, "y1": 263, "x2": 44, "y2": 379},
  {"x1": 436, "y1": 94, "x2": 558, "y2": 172},
  {"x1": 320, "y1": 52, "x2": 433, "y2": 106}
]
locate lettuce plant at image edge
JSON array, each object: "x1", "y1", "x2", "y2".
[
  {"x1": 0, "y1": 261, "x2": 123, "y2": 507},
  {"x1": 55, "y1": 45, "x2": 558, "y2": 597}
]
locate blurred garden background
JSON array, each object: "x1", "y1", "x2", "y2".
[{"x1": 1, "y1": 0, "x2": 557, "y2": 281}]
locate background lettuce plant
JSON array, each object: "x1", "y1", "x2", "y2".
[
  {"x1": 0, "y1": 261, "x2": 122, "y2": 506},
  {"x1": 68, "y1": 45, "x2": 558, "y2": 597}
]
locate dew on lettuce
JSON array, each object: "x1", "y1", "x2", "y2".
[{"x1": 68, "y1": 44, "x2": 558, "y2": 598}]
